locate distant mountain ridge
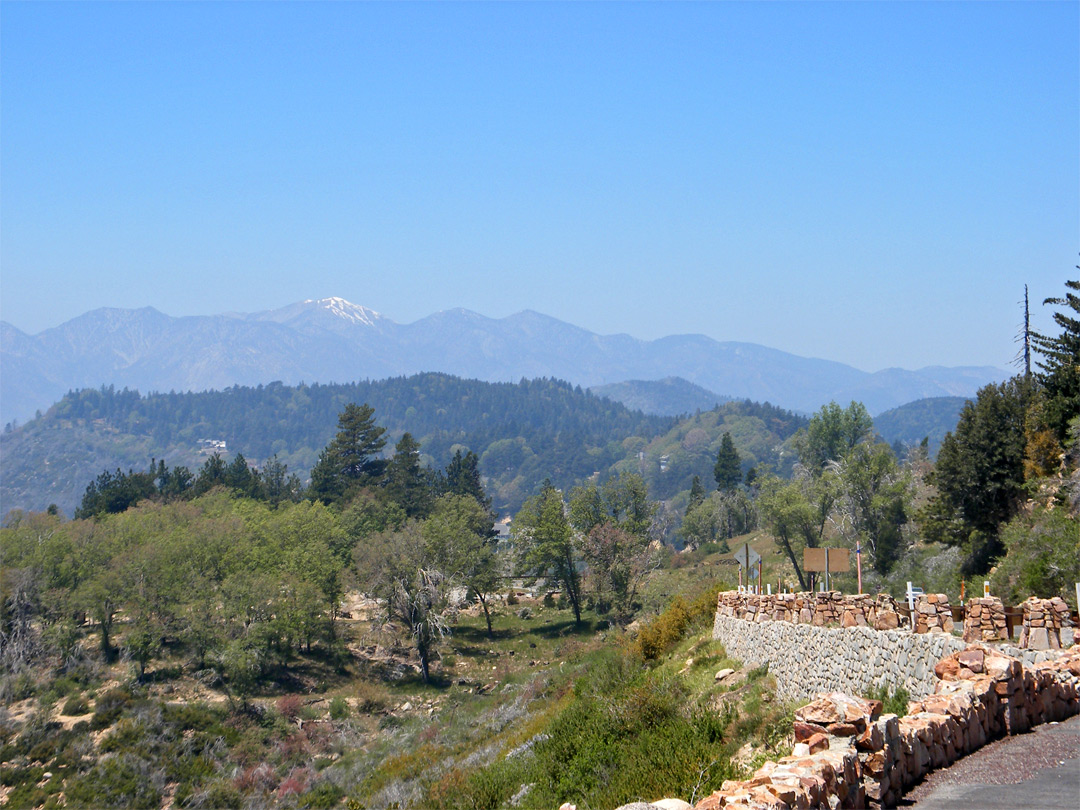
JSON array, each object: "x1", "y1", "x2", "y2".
[
  {"x1": 872, "y1": 396, "x2": 972, "y2": 457},
  {"x1": 589, "y1": 377, "x2": 731, "y2": 416},
  {"x1": 0, "y1": 298, "x2": 1009, "y2": 423}
]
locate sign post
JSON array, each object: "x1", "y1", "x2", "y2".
[
  {"x1": 733, "y1": 544, "x2": 762, "y2": 594},
  {"x1": 804, "y1": 547, "x2": 850, "y2": 593}
]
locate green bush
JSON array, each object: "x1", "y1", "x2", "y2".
[
  {"x1": 300, "y1": 781, "x2": 345, "y2": 809},
  {"x1": 62, "y1": 694, "x2": 91, "y2": 716},
  {"x1": 66, "y1": 755, "x2": 162, "y2": 810},
  {"x1": 89, "y1": 687, "x2": 136, "y2": 730},
  {"x1": 866, "y1": 684, "x2": 910, "y2": 717},
  {"x1": 328, "y1": 696, "x2": 350, "y2": 721},
  {"x1": 990, "y1": 506, "x2": 1080, "y2": 607},
  {"x1": 632, "y1": 597, "x2": 691, "y2": 660},
  {"x1": 436, "y1": 648, "x2": 736, "y2": 809},
  {"x1": 4, "y1": 782, "x2": 48, "y2": 809}
]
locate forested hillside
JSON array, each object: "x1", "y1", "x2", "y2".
[
  {"x1": 872, "y1": 396, "x2": 970, "y2": 456},
  {"x1": 1, "y1": 375, "x2": 675, "y2": 516},
  {"x1": 610, "y1": 400, "x2": 808, "y2": 502},
  {"x1": 588, "y1": 377, "x2": 730, "y2": 416}
]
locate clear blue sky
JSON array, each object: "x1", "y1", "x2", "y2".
[{"x1": 2, "y1": 1, "x2": 1076, "y2": 372}]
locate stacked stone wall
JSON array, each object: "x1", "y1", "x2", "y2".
[
  {"x1": 692, "y1": 646, "x2": 1080, "y2": 810},
  {"x1": 962, "y1": 596, "x2": 1007, "y2": 642},
  {"x1": 715, "y1": 591, "x2": 900, "y2": 631},
  {"x1": 1019, "y1": 596, "x2": 1073, "y2": 650},
  {"x1": 911, "y1": 593, "x2": 954, "y2": 634}
]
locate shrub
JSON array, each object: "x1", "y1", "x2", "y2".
[
  {"x1": 353, "y1": 681, "x2": 390, "y2": 714},
  {"x1": 328, "y1": 696, "x2": 350, "y2": 721},
  {"x1": 62, "y1": 695, "x2": 91, "y2": 716},
  {"x1": 276, "y1": 694, "x2": 304, "y2": 720},
  {"x1": 300, "y1": 781, "x2": 345, "y2": 809},
  {"x1": 632, "y1": 597, "x2": 691, "y2": 661},
  {"x1": 65, "y1": 754, "x2": 163, "y2": 810},
  {"x1": 198, "y1": 779, "x2": 243, "y2": 809},
  {"x1": 866, "y1": 684, "x2": 910, "y2": 717},
  {"x1": 89, "y1": 687, "x2": 136, "y2": 730}
]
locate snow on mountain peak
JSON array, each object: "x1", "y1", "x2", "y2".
[{"x1": 303, "y1": 297, "x2": 380, "y2": 326}]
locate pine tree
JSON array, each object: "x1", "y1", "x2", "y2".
[
  {"x1": 385, "y1": 433, "x2": 432, "y2": 518},
  {"x1": 1031, "y1": 278, "x2": 1080, "y2": 440},
  {"x1": 686, "y1": 474, "x2": 706, "y2": 514},
  {"x1": 443, "y1": 449, "x2": 491, "y2": 511},
  {"x1": 308, "y1": 403, "x2": 387, "y2": 504},
  {"x1": 714, "y1": 432, "x2": 741, "y2": 492}
]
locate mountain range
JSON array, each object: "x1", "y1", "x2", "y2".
[{"x1": 0, "y1": 297, "x2": 1008, "y2": 423}]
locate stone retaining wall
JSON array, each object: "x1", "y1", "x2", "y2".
[
  {"x1": 911, "y1": 594, "x2": 953, "y2": 634},
  {"x1": 716, "y1": 591, "x2": 901, "y2": 631},
  {"x1": 693, "y1": 646, "x2": 1080, "y2": 810},
  {"x1": 713, "y1": 612, "x2": 967, "y2": 701},
  {"x1": 1019, "y1": 596, "x2": 1073, "y2": 650},
  {"x1": 962, "y1": 596, "x2": 1007, "y2": 642}
]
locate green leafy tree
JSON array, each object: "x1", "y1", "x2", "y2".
[
  {"x1": 354, "y1": 520, "x2": 452, "y2": 683},
  {"x1": 682, "y1": 490, "x2": 755, "y2": 551},
  {"x1": 515, "y1": 482, "x2": 583, "y2": 626},
  {"x1": 713, "y1": 433, "x2": 742, "y2": 492},
  {"x1": 794, "y1": 401, "x2": 873, "y2": 471},
  {"x1": 581, "y1": 522, "x2": 655, "y2": 620},
  {"x1": 424, "y1": 494, "x2": 500, "y2": 636},
  {"x1": 569, "y1": 473, "x2": 656, "y2": 541},
  {"x1": 829, "y1": 442, "x2": 912, "y2": 575},
  {"x1": 756, "y1": 474, "x2": 835, "y2": 590}
]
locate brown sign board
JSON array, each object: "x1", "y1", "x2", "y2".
[{"x1": 804, "y1": 547, "x2": 850, "y2": 573}]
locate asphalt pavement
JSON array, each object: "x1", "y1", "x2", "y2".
[{"x1": 903, "y1": 713, "x2": 1079, "y2": 809}]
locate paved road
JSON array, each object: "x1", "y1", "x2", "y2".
[{"x1": 903, "y1": 713, "x2": 1079, "y2": 809}]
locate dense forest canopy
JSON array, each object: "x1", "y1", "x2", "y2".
[
  {"x1": 2, "y1": 375, "x2": 675, "y2": 515},
  {"x1": 1, "y1": 375, "x2": 813, "y2": 518}
]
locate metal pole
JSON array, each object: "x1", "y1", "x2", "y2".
[
  {"x1": 757, "y1": 558, "x2": 762, "y2": 595},
  {"x1": 825, "y1": 547, "x2": 830, "y2": 592},
  {"x1": 856, "y1": 541, "x2": 863, "y2": 594}
]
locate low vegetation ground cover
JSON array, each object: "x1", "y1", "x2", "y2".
[{"x1": 0, "y1": 546, "x2": 814, "y2": 810}]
